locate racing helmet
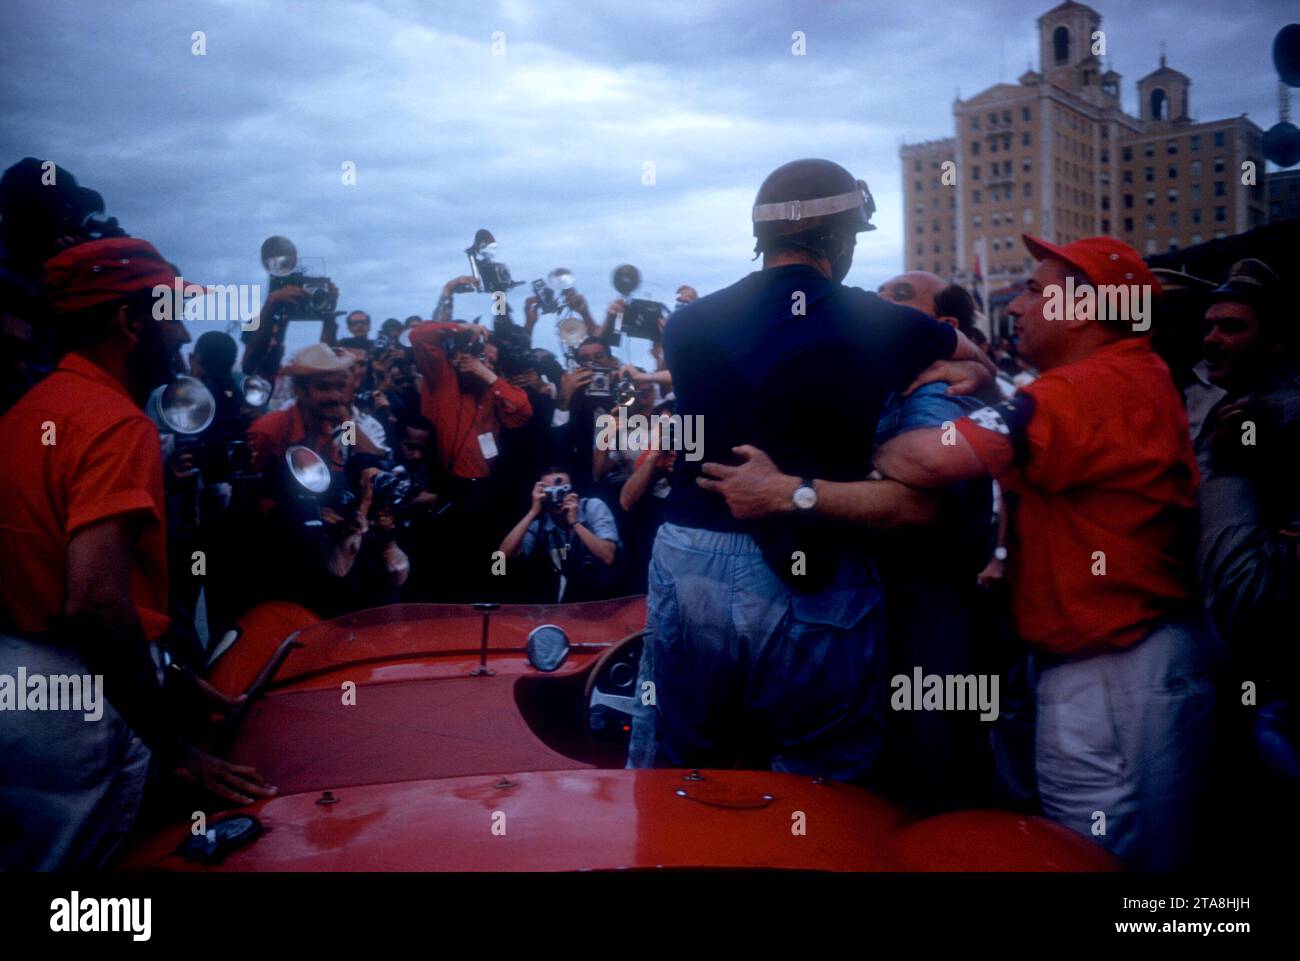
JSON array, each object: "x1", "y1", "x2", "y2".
[{"x1": 751, "y1": 158, "x2": 876, "y2": 253}]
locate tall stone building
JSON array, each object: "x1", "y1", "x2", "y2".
[{"x1": 899, "y1": 1, "x2": 1267, "y2": 328}]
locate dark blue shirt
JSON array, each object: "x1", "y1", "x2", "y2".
[{"x1": 664, "y1": 264, "x2": 957, "y2": 535}]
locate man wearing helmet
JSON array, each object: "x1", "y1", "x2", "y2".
[{"x1": 628, "y1": 159, "x2": 995, "y2": 783}]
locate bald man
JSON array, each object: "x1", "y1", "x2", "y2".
[{"x1": 879, "y1": 271, "x2": 978, "y2": 338}]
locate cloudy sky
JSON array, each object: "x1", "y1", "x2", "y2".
[{"x1": 0, "y1": 0, "x2": 1290, "y2": 361}]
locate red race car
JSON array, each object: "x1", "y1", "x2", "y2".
[{"x1": 120, "y1": 597, "x2": 1119, "y2": 872}]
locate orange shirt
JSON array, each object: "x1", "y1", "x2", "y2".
[
  {"x1": 0, "y1": 354, "x2": 169, "y2": 640},
  {"x1": 956, "y1": 338, "x2": 1198, "y2": 655}
]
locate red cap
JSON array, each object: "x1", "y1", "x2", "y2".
[
  {"x1": 43, "y1": 237, "x2": 197, "y2": 314},
  {"x1": 1021, "y1": 234, "x2": 1162, "y2": 297}
]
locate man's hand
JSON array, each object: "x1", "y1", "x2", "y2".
[
  {"x1": 976, "y1": 555, "x2": 1006, "y2": 588},
  {"x1": 905, "y1": 358, "x2": 992, "y2": 397},
  {"x1": 561, "y1": 491, "x2": 580, "y2": 527},
  {"x1": 452, "y1": 352, "x2": 497, "y2": 385},
  {"x1": 697, "y1": 445, "x2": 798, "y2": 519},
  {"x1": 175, "y1": 748, "x2": 277, "y2": 806},
  {"x1": 605, "y1": 298, "x2": 626, "y2": 323},
  {"x1": 510, "y1": 369, "x2": 542, "y2": 392},
  {"x1": 529, "y1": 480, "x2": 547, "y2": 517},
  {"x1": 264, "y1": 284, "x2": 308, "y2": 311},
  {"x1": 442, "y1": 275, "x2": 479, "y2": 297},
  {"x1": 562, "y1": 288, "x2": 590, "y2": 316},
  {"x1": 557, "y1": 367, "x2": 593, "y2": 410}
]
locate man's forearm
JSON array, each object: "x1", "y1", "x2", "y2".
[
  {"x1": 66, "y1": 605, "x2": 189, "y2": 768},
  {"x1": 500, "y1": 509, "x2": 538, "y2": 559},
  {"x1": 573, "y1": 524, "x2": 616, "y2": 565},
  {"x1": 873, "y1": 428, "x2": 990, "y2": 487},
  {"x1": 811, "y1": 477, "x2": 940, "y2": 528}
]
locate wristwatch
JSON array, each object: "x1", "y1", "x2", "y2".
[
  {"x1": 792, "y1": 478, "x2": 817, "y2": 514},
  {"x1": 993, "y1": 546, "x2": 1008, "y2": 561}
]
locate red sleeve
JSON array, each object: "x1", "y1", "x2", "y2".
[
  {"x1": 954, "y1": 415, "x2": 1017, "y2": 479},
  {"x1": 67, "y1": 417, "x2": 163, "y2": 536},
  {"x1": 488, "y1": 378, "x2": 532, "y2": 428},
  {"x1": 410, "y1": 322, "x2": 462, "y2": 438}
]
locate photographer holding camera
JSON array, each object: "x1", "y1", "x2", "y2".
[
  {"x1": 498, "y1": 467, "x2": 621, "y2": 603},
  {"x1": 408, "y1": 315, "x2": 532, "y2": 598}
]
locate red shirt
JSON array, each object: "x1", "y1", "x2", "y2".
[
  {"x1": 0, "y1": 354, "x2": 169, "y2": 640},
  {"x1": 956, "y1": 338, "x2": 1198, "y2": 655},
  {"x1": 409, "y1": 322, "x2": 532, "y2": 479},
  {"x1": 247, "y1": 402, "x2": 365, "y2": 474}
]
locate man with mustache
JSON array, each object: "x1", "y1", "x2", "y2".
[{"x1": 247, "y1": 343, "x2": 383, "y2": 477}]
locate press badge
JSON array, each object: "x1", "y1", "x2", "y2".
[{"x1": 477, "y1": 432, "x2": 499, "y2": 460}]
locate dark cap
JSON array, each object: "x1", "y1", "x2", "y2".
[{"x1": 1209, "y1": 258, "x2": 1282, "y2": 310}]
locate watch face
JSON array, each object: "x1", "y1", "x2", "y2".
[{"x1": 793, "y1": 485, "x2": 817, "y2": 510}]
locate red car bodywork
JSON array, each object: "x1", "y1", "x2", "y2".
[{"x1": 120, "y1": 598, "x2": 1120, "y2": 872}]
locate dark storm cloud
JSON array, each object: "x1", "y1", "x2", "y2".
[{"x1": 0, "y1": 0, "x2": 1289, "y2": 351}]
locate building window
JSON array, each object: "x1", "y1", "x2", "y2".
[
  {"x1": 1191, "y1": 234, "x2": 1202, "y2": 244},
  {"x1": 1101, "y1": 195, "x2": 1110, "y2": 210},
  {"x1": 1023, "y1": 208, "x2": 1033, "y2": 224},
  {"x1": 973, "y1": 190, "x2": 981, "y2": 205},
  {"x1": 1145, "y1": 191, "x2": 1155, "y2": 206},
  {"x1": 1122, "y1": 147, "x2": 1133, "y2": 162},
  {"x1": 1168, "y1": 239, "x2": 1179, "y2": 251},
  {"x1": 1145, "y1": 238, "x2": 1157, "y2": 254},
  {"x1": 1021, "y1": 107, "x2": 1031, "y2": 122},
  {"x1": 1145, "y1": 167, "x2": 1155, "y2": 182},
  {"x1": 1214, "y1": 130, "x2": 1226, "y2": 147},
  {"x1": 1214, "y1": 206, "x2": 1226, "y2": 222},
  {"x1": 1150, "y1": 88, "x2": 1168, "y2": 121},
  {"x1": 913, "y1": 159, "x2": 921, "y2": 172},
  {"x1": 916, "y1": 224, "x2": 924, "y2": 234},
  {"x1": 1191, "y1": 184, "x2": 1202, "y2": 200},
  {"x1": 1144, "y1": 145, "x2": 1155, "y2": 158},
  {"x1": 971, "y1": 116, "x2": 980, "y2": 131},
  {"x1": 1215, "y1": 231, "x2": 1227, "y2": 239},
  {"x1": 971, "y1": 141, "x2": 980, "y2": 156},
  {"x1": 1190, "y1": 160, "x2": 1201, "y2": 177},
  {"x1": 1124, "y1": 217, "x2": 1134, "y2": 232},
  {"x1": 972, "y1": 215, "x2": 981, "y2": 227},
  {"x1": 1102, "y1": 218, "x2": 1110, "y2": 233},
  {"x1": 1145, "y1": 215, "x2": 1156, "y2": 230},
  {"x1": 1021, "y1": 158, "x2": 1032, "y2": 173},
  {"x1": 1053, "y1": 25, "x2": 1070, "y2": 63},
  {"x1": 915, "y1": 180, "x2": 923, "y2": 192},
  {"x1": 1214, "y1": 157, "x2": 1225, "y2": 173},
  {"x1": 1168, "y1": 189, "x2": 1178, "y2": 203},
  {"x1": 1123, "y1": 169, "x2": 1133, "y2": 184},
  {"x1": 988, "y1": 112, "x2": 998, "y2": 126},
  {"x1": 1168, "y1": 212, "x2": 1179, "y2": 228},
  {"x1": 1124, "y1": 194, "x2": 1134, "y2": 208},
  {"x1": 1190, "y1": 134, "x2": 1200, "y2": 151},
  {"x1": 916, "y1": 244, "x2": 923, "y2": 256},
  {"x1": 972, "y1": 165, "x2": 981, "y2": 180},
  {"x1": 1023, "y1": 182, "x2": 1032, "y2": 198},
  {"x1": 1167, "y1": 140, "x2": 1178, "y2": 155},
  {"x1": 1167, "y1": 165, "x2": 1177, "y2": 179},
  {"x1": 1214, "y1": 180, "x2": 1226, "y2": 197},
  {"x1": 1022, "y1": 131, "x2": 1031, "y2": 146},
  {"x1": 915, "y1": 203, "x2": 924, "y2": 214},
  {"x1": 1100, "y1": 149, "x2": 1109, "y2": 163},
  {"x1": 1002, "y1": 111, "x2": 1011, "y2": 124},
  {"x1": 992, "y1": 238, "x2": 1000, "y2": 252},
  {"x1": 1191, "y1": 209, "x2": 1202, "y2": 224},
  {"x1": 990, "y1": 138, "x2": 998, "y2": 153}
]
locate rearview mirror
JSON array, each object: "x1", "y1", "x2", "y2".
[{"x1": 525, "y1": 624, "x2": 570, "y2": 672}]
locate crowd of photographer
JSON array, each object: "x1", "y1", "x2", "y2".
[{"x1": 0, "y1": 152, "x2": 1296, "y2": 873}]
